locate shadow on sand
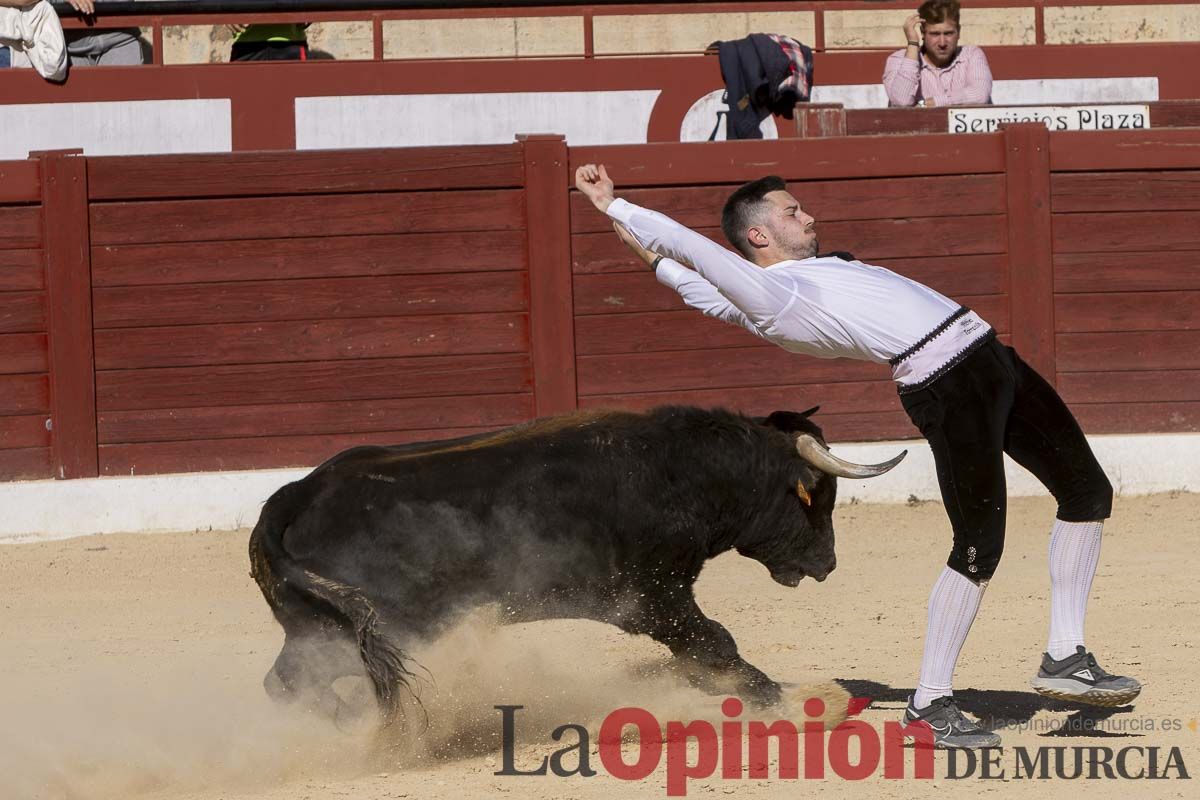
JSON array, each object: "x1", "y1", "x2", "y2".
[{"x1": 835, "y1": 678, "x2": 1141, "y2": 738}]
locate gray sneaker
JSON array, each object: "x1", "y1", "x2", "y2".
[
  {"x1": 1031, "y1": 646, "x2": 1141, "y2": 707},
  {"x1": 902, "y1": 696, "x2": 1002, "y2": 749}
]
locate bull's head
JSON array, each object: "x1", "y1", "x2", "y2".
[{"x1": 740, "y1": 407, "x2": 905, "y2": 587}]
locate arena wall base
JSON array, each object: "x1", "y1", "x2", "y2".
[{"x1": 1, "y1": 432, "x2": 1196, "y2": 543}]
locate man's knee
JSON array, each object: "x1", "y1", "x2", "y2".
[
  {"x1": 948, "y1": 539, "x2": 1002, "y2": 583},
  {"x1": 1057, "y1": 470, "x2": 1113, "y2": 522}
]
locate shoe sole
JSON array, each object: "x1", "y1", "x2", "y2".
[
  {"x1": 1031, "y1": 679, "x2": 1141, "y2": 707},
  {"x1": 902, "y1": 717, "x2": 1002, "y2": 749}
]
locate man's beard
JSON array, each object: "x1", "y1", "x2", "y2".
[{"x1": 794, "y1": 237, "x2": 818, "y2": 259}]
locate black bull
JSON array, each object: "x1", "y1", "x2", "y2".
[{"x1": 248, "y1": 405, "x2": 904, "y2": 723}]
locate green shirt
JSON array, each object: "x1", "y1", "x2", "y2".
[{"x1": 234, "y1": 24, "x2": 308, "y2": 44}]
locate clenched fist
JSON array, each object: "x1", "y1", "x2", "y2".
[{"x1": 575, "y1": 163, "x2": 615, "y2": 213}]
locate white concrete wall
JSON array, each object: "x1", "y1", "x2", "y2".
[
  {"x1": 0, "y1": 99, "x2": 231, "y2": 159},
  {"x1": 295, "y1": 91, "x2": 661, "y2": 148},
  {"x1": 1, "y1": 432, "x2": 1196, "y2": 543}
]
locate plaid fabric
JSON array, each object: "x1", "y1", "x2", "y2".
[{"x1": 766, "y1": 33, "x2": 812, "y2": 102}]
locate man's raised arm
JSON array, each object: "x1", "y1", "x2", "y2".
[{"x1": 574, "y1": 164, "x2": 791, "y2": 325}]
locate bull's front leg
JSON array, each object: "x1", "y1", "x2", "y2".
[{"x1": 634, "y1": 600, "x2": 783, "y2": 707}]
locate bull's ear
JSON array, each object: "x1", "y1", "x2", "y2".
[
  {"x1": 762, "y1": 409, "x2": 820, "y2": 431},
  {"x1": 795, "y1": 479, "x2": 812, "y2": 506},
  {"x1": 762, "y1": 411, "x2": 804, "y2": 431}
]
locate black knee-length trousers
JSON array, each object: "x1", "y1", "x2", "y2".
[{"x1": 899, "y1": 336, "x2": 1113, "y2": 583}]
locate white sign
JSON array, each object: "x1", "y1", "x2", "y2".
[{"x1": 948, "y1": 104, "x2": 1151, "y2": 134}]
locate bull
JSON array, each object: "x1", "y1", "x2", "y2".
[{"x1": 248, "y1": 405, "x2": 904, "y2": 725}]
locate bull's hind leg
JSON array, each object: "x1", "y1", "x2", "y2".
[{"x1": 635, "y1": 600, "x2": 782, "y2": 707}]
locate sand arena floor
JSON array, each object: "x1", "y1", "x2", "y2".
[{"x1": 2, "y1": 493, "x2": 1198, "y2": 800}]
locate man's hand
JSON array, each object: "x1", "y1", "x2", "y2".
[
  {"x1": 66, "y1": 0, "x2": 95, "y2": 14},
  {"x1": 575, "y1": 163, "x2": 615, "y2": 213},
  {"x1": 903, "y1": 14, "x2": 922, "y2": 47},
  {"x1": 613, "y1": 222, "x2": 659, "y2": 269}
]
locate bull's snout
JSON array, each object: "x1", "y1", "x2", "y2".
[{"x1": 771, "y1": 561, "x2": 834, "y2": 586}]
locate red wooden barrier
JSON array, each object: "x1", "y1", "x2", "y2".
[{"x1": 1, "y1": 126, "x2": 1198, "y2": 480}]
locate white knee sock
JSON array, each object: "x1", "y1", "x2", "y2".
[
  {"x1": 1047, "y1": 519, "x2": 1103, "y2": 660},
  {"x1": 913, "y1": 566, "x2": 986, "y2": 709}
]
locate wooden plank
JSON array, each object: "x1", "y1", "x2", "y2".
[
  {"x1": 577, "y1": 346, "x2": 885, "y2": 396},
  {"x1": 0, "y1": 414, "x2": 50, "y2": 449},
  {"x1": 1055, "y1": 251, "x2": 1200, "y2": 294},
  {"x1": 796, "y1": 410, "x2": 917, "y2": 444},
  {"x1": 0, "y1": 292, "x2": 47, "y2": 334},
  {"x1": 569, "y1": 134, "x2": 1006, "y2": 186},
  {"x1": 1004, "y1": 123, "x2": 1056, "y2": 386},
  {"x1": 86, "y1": 145, "x2": 524, "y2": 200},
  {"x1": 0, "y1": 447, "x2": 52, "y2": 481},
  {"x1": 0, "y1": 249, "x2": 44, "y2": 292},
  {"x1": 94, "y1": 313, "x2": 530, "y2": 370},
  {"x1": 575, "y1": 295, "x2": 1010, "y2": 357},
  {"x1": 573, "y1": 255, "x2": 1008, "y2": 314},
  {"x1": 99, "y1": 426, "x2": 503, "y2": 476},
  {"x1": 1050, "y1": 129, "x2": 1200, "y2": 172},
  {"x1": 89, "y1": 189, "x2": 525, "y2": 245},
  {"x1": 1053, "y1": 211, "x2": 1200, "y2": 253},
  {"x1": 576, "y1": 310, "x2": 766, "y2": 356},
  {"x1": 846, "y1": 107, "x2": 945, "y2": 137},
  {"x1": 95, "y1": 352, "x2": 531, "y2": 411},
  {"x1": 0, "y1": 161, "x2": 40, "y2": 203},
  {"x1": 1058, "y1": 330, "x2": 1200, "y2": 372},
  {"x1": 1056, "y1": 291, "x2": 1200, "y2": 333},
  {"x1": 1071, "y1": 402, "x2": 1200, "y2": 435},
  {"x1": 0, "y1": 373, "x2": 50, "y2": 415},
  {"x1": 0, "y1": 333, "x2": 48, "y2": 375},
  {"x1": 91, "y1": 231, "x2": 527, "y2": 287},
  {"x1": 1058, "y1": 370, "x2": 1200, "y2": 404},
  {"x1": 573, "y1": 216, "x2": 1009, "y2": 274},
  {"x1": 569, "y1": 174, "x2": 1007, "y2": 233},
  {"x1": 0, "y1": 206, "x2": 41, "y2": 250},
  {"x1": 93, "y1": 272, "x2": 527, "y2": 328},
  {"x1": 1052, "y1": 171, "x2": 1200, "y2": 213},
  {"x1": 100, "y1": 314, "x2": 532, "y2": 374},
  {"x1": 521, "y1": 135, "x2": 577, "y2": 416},
  {"x1": 41, "y1": 152, "x2": 99, "y2": 479},
  {"x1": 99, "y1": 392, "x2": 533, "y2": 444}
]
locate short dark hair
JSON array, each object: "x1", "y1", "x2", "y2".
[
  {"x1": 919, "y1": 0, "x2": 961, "y2": 26},
  {"x1": 721, "y1": 175, "x2": 786, "y2": 259}
]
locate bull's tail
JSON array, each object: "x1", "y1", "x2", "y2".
[{"x1": 248, "y1": 480, "x2": 424, "y2": 724}]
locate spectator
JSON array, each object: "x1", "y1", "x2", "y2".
[
  {"x1": 230, "y1": 23, "x2": 309, "y2": 61},
  {"x1": 62, "y1": 0, "x2": 145, "y2": 68},
  {"x1": 0, "y1": 0, "x2": 67, "y2": 81},
  {"x1": 882, "y1": 0, "x2": 991, "y2": 107}
]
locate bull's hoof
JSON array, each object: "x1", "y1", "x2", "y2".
[{"x1": 742, "y1": 680, "x2": 784, "y2": 708}]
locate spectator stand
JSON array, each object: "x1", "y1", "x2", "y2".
[{"x1": 1, "y1": 1, "x2": 1200, "y2": 154}]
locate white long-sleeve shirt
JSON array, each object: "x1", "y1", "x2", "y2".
[{"x1": 607, "y1": 198, "x2": 993, "y2": 387}]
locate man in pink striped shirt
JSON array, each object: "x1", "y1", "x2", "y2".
[{"x1": 882, "y1": 0, "x2": 992, "y2": 107}]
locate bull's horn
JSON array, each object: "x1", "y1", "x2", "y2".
[{"x1": 795, "y1": 434, "x2": 906, "y2": 479}]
